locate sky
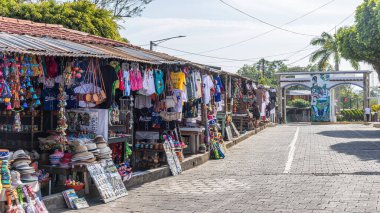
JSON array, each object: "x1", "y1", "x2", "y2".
[{"x1": 119, "y1": 0, "x2": 372, "y2": 73}]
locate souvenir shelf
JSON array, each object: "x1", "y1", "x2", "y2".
[
  {"x1": 0, "y1": 110, "x2": 43, "y2": 150},
  {"x1": 108, "y1": 97, "x2": 133, "y2": 163}
]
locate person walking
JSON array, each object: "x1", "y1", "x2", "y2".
[
  {"x1": 250, "y1": 102, "x2": 260, "y2": 128},
  {"x1": 365, "y1": 106, "x2": 371, "y2": 122}
]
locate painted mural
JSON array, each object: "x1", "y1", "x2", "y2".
[{"x1": 310, "y1": 74, "x2": 330, "y2": 122}]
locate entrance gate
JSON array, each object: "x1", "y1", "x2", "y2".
[{"x1": 275, "y1": 71, "x2": 371, "y2": 123}]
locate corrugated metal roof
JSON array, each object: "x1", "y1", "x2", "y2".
[{"x1": 0, "y1": 32, "x2": 150, "y2": 63}]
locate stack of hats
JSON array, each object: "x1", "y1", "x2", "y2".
[
  {"x1": 94, "y1": 135, "x2": 112, "y2": 160},
  {"x1": 11, "y1": 150, "x2": 38, "y2": 183},
  {"x1": 0, "y1": 149, "x2": 11, "y2": 189},
  {"x1": 71, "y1": 140, "x2": 96, "y2": 164}
]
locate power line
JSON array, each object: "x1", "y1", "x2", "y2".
[
  {"x1": 175, "y1": 0, "x2": 337, "y2": 56},
  {"x1": 218, "y1": 0, "x2": 318, "y2": 37},
  {"x1": 196, "y1": 47, "x2": 318, "y2": 64},
  {"x1": 157, "y1": 44, "x2": 318, "y2": 63},
  {"x1": 285, "y1": 12, "x2": 355, "y2": 65}
]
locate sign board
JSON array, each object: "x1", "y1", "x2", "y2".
[
  {"x1": 225, "y1": 126, "x2": 233, "y2": 141},
  {"x1": 163, "y1": 140, "x2": 182, "y2": 176},
  {"x1": 230, "y1": 122, "x2": 240, "y2": 137},
  {"x1": 87, "y1": 160, "x2": 128, "y2": 203}
]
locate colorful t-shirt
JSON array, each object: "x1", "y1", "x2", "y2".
[
  {"x1": 123, "y1": 70, "x2": 131, "y2": 96},
  {"x1": 170, "y1": 71, "x2": 186, "y2": 91},
  {"x1": 202, "y1": 74, "x2": 214, "y2": 105},
  {"x1": 173, "y1": 89, "x2": 184, "y2": 113},
  {"x1": 139, "y1": 69, "x2": 155, "y2": 96},
  {"x1": 154, "y1": 70, "x2": 164, "y2": 95},
  {"x1": 194, "y1": 72, "x2": 202, "y2": 99},
  {"x1": 214, "y1": 76, "x2": 223, "y2": 102}
]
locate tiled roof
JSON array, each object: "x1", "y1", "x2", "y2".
[{"x1": 0, "y1": 16, "x2": 129, "y2": 47}]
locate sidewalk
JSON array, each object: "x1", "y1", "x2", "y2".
[{"x1": 45, "y1": 125, "x2": 270, "y2": 211}]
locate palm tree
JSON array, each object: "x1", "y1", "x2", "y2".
[{"x1": 310, "y1": 32, "x2": 359, "y2": 71}]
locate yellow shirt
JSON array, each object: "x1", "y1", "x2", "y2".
[{"x1": 170, "y1": 71, "x2": 186, "y2": 91}]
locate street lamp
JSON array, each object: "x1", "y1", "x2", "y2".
[{"x1": 150, "y1": 35, "x2": 186, "y2": 51}]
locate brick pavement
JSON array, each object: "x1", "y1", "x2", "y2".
[{"x1": 72, "y1": 124, "x2": 380, "y2": 213}]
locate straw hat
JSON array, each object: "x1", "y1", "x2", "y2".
[
  {"x1": 93, "y1": 135, "x2": 105, "y2": 142},
  {"x1": 98, "y1": 147, "x2": 111, "y2": 154},
  {"x1": 12, "y1": 150, "x2": 31, "y2": 160},
  {"x1": 18, "y1": 168, "x2": 35, "y2": 175},
  {"x1": 86, "y1": 143, "x2": 97, "y2": 152},
  {"x1": 12, "y1": 159, "x2": 32, "y2": 167},
  {"x1": 20, "y1": 174, "x2": 38, "y2": 183},
  {"x1": 74, "y1": 145, "x2": 88, "y2": 154},
  {"x1": 72, "y1": 152, "x2": 94, "y2": 161},
  {"x1": 96, "y1": 143, "x2": 107, "y2": 149}
]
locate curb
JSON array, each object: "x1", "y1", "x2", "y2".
[
  {"x1": 311, "y1": 122, "x2": 366, "y2": 125},
  {"x1": 44, "y1": 125, "x2": 272, "y2": 211}
]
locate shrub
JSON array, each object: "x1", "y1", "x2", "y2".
[
  {"x1": 339, "y1": 109, "x2": 364, "y2": 121},
  {"x1": 289, "y1": 99, "x2": 310, "y2": 108}
]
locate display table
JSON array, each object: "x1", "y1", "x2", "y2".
[
  {"x1": 179, "y1": 127, "x2": 205, "y2": 154},
  {"x1": 40, "y1": 164, "x2": 90, "y2": 194}
]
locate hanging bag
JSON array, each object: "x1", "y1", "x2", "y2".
[
  {"x1": 95, "y1": 59, "x2": 107, "y2": 103},
  {"x1": 159, "y1": 71, "x2": 182, "y2": 121}
]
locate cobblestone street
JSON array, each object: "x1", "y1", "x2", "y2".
[{"x1": 76, "y1": 124, "x2": 380, "y2": 212}]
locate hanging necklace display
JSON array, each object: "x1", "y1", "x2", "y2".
[{"x1": 56, "y1": 83, "x2": 68, "y2": 150}]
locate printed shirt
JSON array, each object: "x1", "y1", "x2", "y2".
[
  {"x1": 170, "y1": 71, "x2": 186, "y2": 91},
  {"x1": 202, "y1": 74, "x2": 214, "y2": 105},
  {"x1": 154, "y1": 70, "x2": 164, "y2": 95}
]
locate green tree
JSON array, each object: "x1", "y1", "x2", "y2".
[
  {"x1": 237, "y1": 59, "x2": 287, "y2": 86},
  {"x1": 336, "y1": 0, "x2": 380, "y2": 77},
  {"x1": 310, "y1": 32, "x2": 359, "y2": 71},
  {"x1": 91, "y1": 0, "x2": 153, "y2": 17},
  {"x1": 237, "y1": 64, "x2": 260, "y2": 80},
  {"x1": 0, "y1": 0, "x2": 122, "y2": 40}
]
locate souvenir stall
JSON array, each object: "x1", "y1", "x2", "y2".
[
  {"x1": 179, "y1": 69, "x2": 205, "y2": 155},
  {"x1": 131, "y1": 65, "x2": 183, "y2": 175},
  {"x1": 37, "y1": 57, "x2": 132, "y2": 198},
  {"x1": 231, "y1": 78, "x2": 258, "y2": 134},
  {"x1": 0, "y1": 53, "x2": 133, "y2": 210}
]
